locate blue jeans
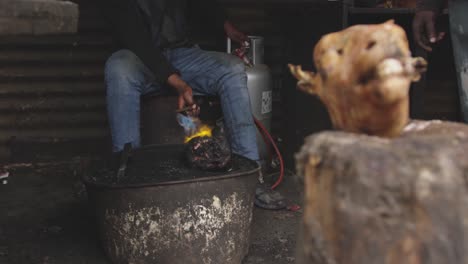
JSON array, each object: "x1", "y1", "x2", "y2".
[
  {"x1": 449, "y1": 1, "x2": 468, "y2": 122},
  {"x1": 104, "y1": 46, "x2": 260, "y2": 161}
]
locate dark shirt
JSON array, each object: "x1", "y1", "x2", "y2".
[
  {"x1": 97, "y1": 0, "x2": 226, "y2": 84},
  {"x1": 417, "y1": 0, "x2": 446, "y2": 11},
  {"x1": 137, "y1": 0, "x2": 190, "y2": 48}
]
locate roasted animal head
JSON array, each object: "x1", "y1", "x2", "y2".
[{"x1": 289, "y1": 20, "x2": 427, "y2": 137}]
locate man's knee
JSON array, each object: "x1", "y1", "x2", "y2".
[
  {"x1": 218, "y1": 55, "x2": 248, "y2": 91},
  {"x1": 209, "y1": 51, "x2": 246, "y2": 75},
  {"x1": 105, "y1": 49, "x2": 144, "y2": 83},
  {"x1": 223, "y1": 54, "x2": 246, "y2": 74},
  {"x1": 212, "y1": 54, "x2": 249, "y2": 98}
]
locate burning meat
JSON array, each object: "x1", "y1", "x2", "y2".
[
  {"x1": 177, "y1": 114, "x2": 231, "y2": 170},
  {"x1": 288, "y1": 20, "x2": 427, "y2": 138},
  {"x1": 186, "y1": 125, "x2": 232, "y2": 170}
]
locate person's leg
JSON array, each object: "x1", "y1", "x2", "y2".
[
  {"x1": 448, "y1": 1, "x2": 468, "y2": 122},
  {"x1": 167, "y1": 47, "x2": 260, "y2": 161},
  {"x1": 105, "y1": 49, "x2": 163, "y2": 152}
]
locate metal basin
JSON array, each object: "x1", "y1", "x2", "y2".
[{"x1": 82, "y1": 144, "x2": 259, "y2": 264}]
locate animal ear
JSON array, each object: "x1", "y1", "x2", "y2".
[
  {"x1": 288, "y1": 64, "x2": 319, "y2": 95},
  {"x1": 384, "y1": 19, "x2": 395, "y2": 25}
]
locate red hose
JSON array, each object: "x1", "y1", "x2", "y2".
[{"x1": 253, "y1": 117, "x2": 284, "y2": 190}]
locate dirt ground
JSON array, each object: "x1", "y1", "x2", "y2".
[{"x1": 0, "y1": 159, "x2": 303, "y2": 264}]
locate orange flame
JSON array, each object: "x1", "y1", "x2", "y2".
[{"x1": 184, "y1": 124, "x2": 213, "y2": 143}]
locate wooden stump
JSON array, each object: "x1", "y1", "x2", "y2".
[{"x1": 295, "y1": 120, "x2": 468, "y2": 264}]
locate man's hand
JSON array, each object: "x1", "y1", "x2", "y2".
[
  {"x1": 224, "y1": 21, "x2": 247, "y2": 44},
  {"x1": 413, "y1": 10, "x2": 445, "y2": 52},
  {"x1": 168, "y1": 74, "x2": 199, "y2": 115}
]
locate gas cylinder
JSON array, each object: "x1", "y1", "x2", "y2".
[{"x1": 228, "y1": 36, "x2": 273, "y2": 162}]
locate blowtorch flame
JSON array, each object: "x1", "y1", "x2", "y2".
[
  {"x1": 176, "y1": 113, "x2": 213, "y2": 143},
  {"x1": 184, "y1": 124, "x2": 213, "y2": 143}
]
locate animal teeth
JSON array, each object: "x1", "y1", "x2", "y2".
[{"x1": 377, "y1": 58, "x2": 404, "y2": 78}]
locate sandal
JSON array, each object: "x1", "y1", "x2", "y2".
[{"x1": 254, "y1": 183, "x2": 287, "y2": 210}]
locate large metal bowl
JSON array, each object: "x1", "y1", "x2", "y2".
[{"x1": 82, "y1": 144, "x2": 259, "y2": 264}]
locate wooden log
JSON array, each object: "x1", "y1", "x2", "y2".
[{"x1": 295, "y1": 120, "x2": 468, "y2": 264}]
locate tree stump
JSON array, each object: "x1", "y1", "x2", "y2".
[{"x1": 295, "y1": 120, "x2": 468, "y2": 264}]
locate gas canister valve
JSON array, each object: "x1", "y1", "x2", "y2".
[{"x1": 0, "y1": 170, "x2": 9, "y2": 185}]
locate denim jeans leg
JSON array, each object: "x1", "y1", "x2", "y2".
[
  {"x1": 449, "y1": 1, "x2": 468, "y2": 122},
  {"x1": 105, "y1": 49, "x2": 161, "y2": 152},
  {"x1": 167, "y1": 47, "x2": 260, "y2": 161}
]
